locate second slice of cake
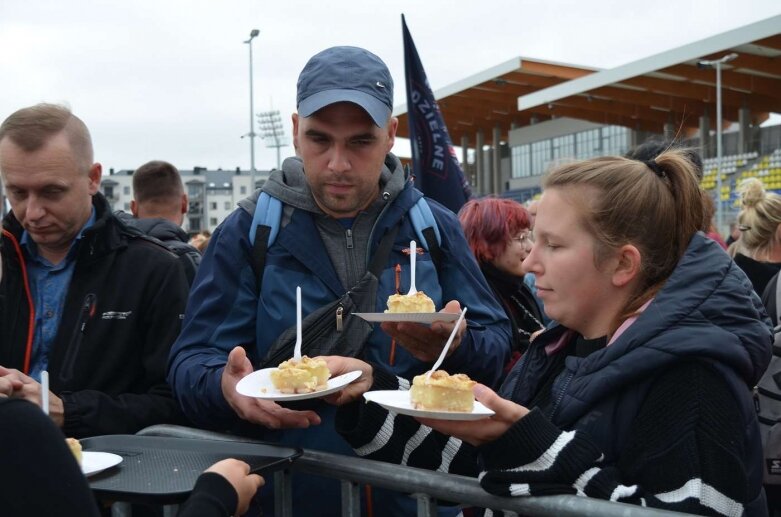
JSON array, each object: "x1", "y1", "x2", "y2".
[
  {"x1": 386, "y1": 291, "x2": 435, "y2": 313},
  {"x1": 410, "y1": 370, "x2": 475, "y2": 412},
  {"x1": 270, "y1": 355, "x2": 331, "y2": 394}
]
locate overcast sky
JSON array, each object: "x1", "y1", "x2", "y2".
[{"x1": 1, "y1": 0, "x2": 779, "y2": 172}]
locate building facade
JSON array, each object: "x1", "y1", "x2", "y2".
[{"x1": 100, "y1": 167, "x2": 271, "y2": 233}]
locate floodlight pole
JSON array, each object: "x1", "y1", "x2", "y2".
[
  {"x1": 698, "y1": 53, "x2": 737, "y2": 234},
  {"x1": 245, "y1": 29, "x2": 260, "y2": 191}
]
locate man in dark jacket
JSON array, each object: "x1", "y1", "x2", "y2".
[
  {"x1": 115, "y1": 159, "x2": 201, "y2": 284},
  {"x1": 0, "y1": 103, "x2": 189, "y2": 437}
]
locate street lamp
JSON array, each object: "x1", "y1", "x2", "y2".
[
  {"x1": 244, "y1": 29, "x2": 260, "y2": 190},
  {"x1": 258, "y1": 109, "x2": 289, "y2": 170},
  {"x1": 697, "y1": 52, "x2": 738, "y2": 234}
]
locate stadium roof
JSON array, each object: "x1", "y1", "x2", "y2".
[
  {"x1": 393, "y1": 57, "x2": 599, "y2": 146},
  {"x1": 394, "y1": 15, "x2": 781, "y2": 146},
  {"x1": 516, "y1": 15, "x2": 781, "y2": 135}
]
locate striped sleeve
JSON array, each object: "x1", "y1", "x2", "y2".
[
  {"x1": 478, "y1": 362, "x2": 750, "y2": 517},
  {"x1": 335, "y1": 365, "x2": 478, "y2": 476}
]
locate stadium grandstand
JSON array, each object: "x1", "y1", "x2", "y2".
[{"x1": 394, "y1": 14, "x2": 781, "y2": 228}]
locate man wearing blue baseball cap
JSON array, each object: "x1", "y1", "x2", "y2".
[{"x1": 169, "y1": 46, "x2": 511, "y2": 516}]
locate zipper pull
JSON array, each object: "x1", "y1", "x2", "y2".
[
  {"x1": 80, "y1": 293, "x2": 96, "y2": 332},
  {"x1": 345, "y1": 229, "x2": 354, "y2": 249},
  {"x1": 336, "y1": 305, "x2": 344, "y2": 332}
]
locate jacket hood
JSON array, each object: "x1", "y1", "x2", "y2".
[
  {"x1": 535, "y1": 233, "x2": 772, "y2": 397},
  {"x1": 238, "y1": 153, "x2": 407, "y2": 215},
  {"x1": 114, "y1": 212, "x2": 188, "y2": 243}
]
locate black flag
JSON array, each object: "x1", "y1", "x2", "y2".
[{"x1": 403, "y1": 15, "x2": 472, "y2": 213}]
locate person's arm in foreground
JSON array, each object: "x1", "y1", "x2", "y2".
[
  {"x1": 167, "y1": 211, "x2": 319, "y2": 431},
  {"x1": 427, "y1": 362, "x2": 751, "y2": 516},
  {"x1": 178, "y1": 459, "x2": 264, "y2": 517}
]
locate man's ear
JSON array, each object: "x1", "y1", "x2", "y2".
[
  {"x1": 87, "y1": 163, "x2": 102, "y2": 194},
  {"x1": 612, "y1": 244, "x2": 642, "y2": 288},
  {"x1": 386, "y1": 117, "x2": 398, "y2": 152},
  {"x1": 130, "y1": 199, "x2": 139, "y2": 217},
  {"x1": 181, "y1": 193, "x2": 188, "y2": 215},
  {"x1": 292, "y1": 113, "x2": 300, "y2": 155}
]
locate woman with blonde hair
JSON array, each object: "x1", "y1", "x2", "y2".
[
  {"x1": 325, "y1": 150, "x2": 772, "y2": 516},
  {"x1": 731, "y1": 178, "x2": 781, "y2": 297}
]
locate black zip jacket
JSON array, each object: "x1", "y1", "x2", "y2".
[{"x1": 0, "y1": 193, "x2": 190, "y2": 437}]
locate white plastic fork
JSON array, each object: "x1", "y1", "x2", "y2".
[
  {"x1": 426, "y1": 307, "x2": 468, "y2": 380},
  {"x1": 407, "y1": 240, "x2": 417, "y2": 296},
  {"x1": 41, "y1": 370, "x2": 49, "y2": 416},
  {"x1": 294, "y1": 286, "x2": 302, "y2": 361}
]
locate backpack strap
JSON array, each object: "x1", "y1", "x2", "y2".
[
  {"x1": 409, "y1": 197, "x2": 443, "y2": 275},
  {"x1": 249, "y1": 192, "x2": 283, "y2": 291}
]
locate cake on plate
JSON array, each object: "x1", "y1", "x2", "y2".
[
  {"x1": 66, "y1": 437, "x2": 82, "y2": 465},
  {"x1": 270, "y1": 355, "x2": 331, "y2": 394},
  {"x1": 386, "y1": 291, "x2": 435, "y2": 313},
  {"x1": 410, "y1": 370, "x2": 475, "y2": 412}
]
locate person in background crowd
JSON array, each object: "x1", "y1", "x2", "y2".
[
  {"x1": 189, "y1": 229, "x2": 212, "y2": 253},
  {"x1": 167, "y1": 46, "x2": 511, "y2": 516},
  {"x1": 729, "y1": 177, "x2": 781, "y2": 298},
  {"x1": 703, "y1": 194, "x2": 728, "y2": 249},
  {"x1": 115, "y1": 160, "x2": 201, "y2": 284},
  {"x1": 325, "y1": 150, "x2": 772, "y2": 516},
  {"x1": 0, "y1": 103, "x2": 189, "y2": 437},
  {"x1": 727, "y1": 220, "x2": 741, "y2": 247},
  {"x1": 526, "y1": 199, "x2": 539, "y2": 229},
  {"x1": 459, "y1": 198, "x2": 545, "y2": 370}
]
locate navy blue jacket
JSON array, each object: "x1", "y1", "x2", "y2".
[{"x1": 502, "y1": 233, "x2": 772, "y2": 514}]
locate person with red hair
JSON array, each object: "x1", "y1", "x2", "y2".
[{"x1": 459, "y1": 198, "x2": 545, "y2": 369}]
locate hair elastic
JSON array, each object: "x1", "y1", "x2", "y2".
[{"x1": 644, "y1": 159, "x2": 666, "y2": 179}]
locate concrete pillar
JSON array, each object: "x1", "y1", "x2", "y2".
[
  {"x1": 663, "y1": 122, "x2": 675, "y2": 141},
  {"x1": 492, "y1": 126, "x2": 501, "y2": 195},
  {"x1": 460, "y1": 135, "x2": 469, "y2": 172},
  {"x1": 739, "y1": 108, "x2": 751, "y2": 154},
  {"x1": 699, "y1": 115, "x2": 711, "y2": 158},
  {"x1": 475, "y1": 129, "x2": 485, "y2": 195}
]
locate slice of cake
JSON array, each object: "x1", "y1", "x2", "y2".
[
  {"x1": 66, "y1": 437, "x2": 82, "y2": 466},
  {"x1": 410, "y1": 370, "x2": 475, "y2": 412},
  {"x1": 386, "y1": 291, "x2": 435, "y2": 313},
  {"x1": 270, "y1": 355, "x2": 331, "y2": 394}
]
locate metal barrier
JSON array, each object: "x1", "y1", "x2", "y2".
[{"x1": 136, "y1": 424, "x2": 693, "y2": 517}]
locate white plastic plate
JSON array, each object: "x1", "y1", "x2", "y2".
[
  {"x1": 236, "y1": 369, "x2": 362, "y2": 401},
  {"x1": 353, "y1": 312, "x2": 460, "y2": 324},
  {"x1": 363, "y1": 390, "x2": 494, "y2": 421},
  {"x1": 82, "y1": 451, "x2": 123, "y2": 477}
]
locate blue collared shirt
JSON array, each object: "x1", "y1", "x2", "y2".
[{"x1": 22, "y1": 208, "x2": 96, "y2": 382}]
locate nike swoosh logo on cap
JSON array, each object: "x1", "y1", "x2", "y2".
[{"x1": 376, "y1": 81, "x2": 385, "y2": 88}]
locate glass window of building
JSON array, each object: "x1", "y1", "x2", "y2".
[
  {"x1": 531, "y1": 140, "x2": 552, "y2": 176},
  {"x1": 576, "y1": 129, "x2": 601, "y2": 159},
  {"x1": 511, "y1": 144, "x2": 532, "y2": 178},
  {"x1": 224, "y1": 201, "x2": 231, "y2": 210},
  {"x1": 210, "y1": 202, "x2": 217, "y2": 210},
  {"x1": 123, "y1": 186, "x2": 130, "y2": 195},
  {"x1": 240, "y1": 186, "x2": 247, "y2": 195},
  {"x1": 189, "y1": 218, "x2": 201, "y2": 231},
  {"x1": 210, "y1": 217, "x2": 218, "y2": 226},
  {"x1": 601, "y1": 126, "x2": 628, "y2": 156},
  {"x1": 103, "y1": 186, "x2": 114, "y2": 199},
  {"x1": 552, "y1": 134, "x2": 575, "y2": 162},
  {"x1": 188, "y1": 184, "x2": 202, "y2": 196}
]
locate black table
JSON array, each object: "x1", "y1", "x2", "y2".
[{"x1": 82, "y1": 434, "x2": 301, "y2": 505}]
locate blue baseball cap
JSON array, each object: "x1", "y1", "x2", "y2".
[{"x1": 297, "y1": 46, "x2": 394, "y2": 128}]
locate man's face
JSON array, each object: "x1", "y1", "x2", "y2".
[
  {"x1": 293, "y1": 102, "x2": 397, "y2": 218},
  {"x1": 0, "y1": 131, "x2": 100, "y2": 258}
]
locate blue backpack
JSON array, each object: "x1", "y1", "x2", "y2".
[{"x1": 247, "y1": 191, "x2": 443, "y2": 290}]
